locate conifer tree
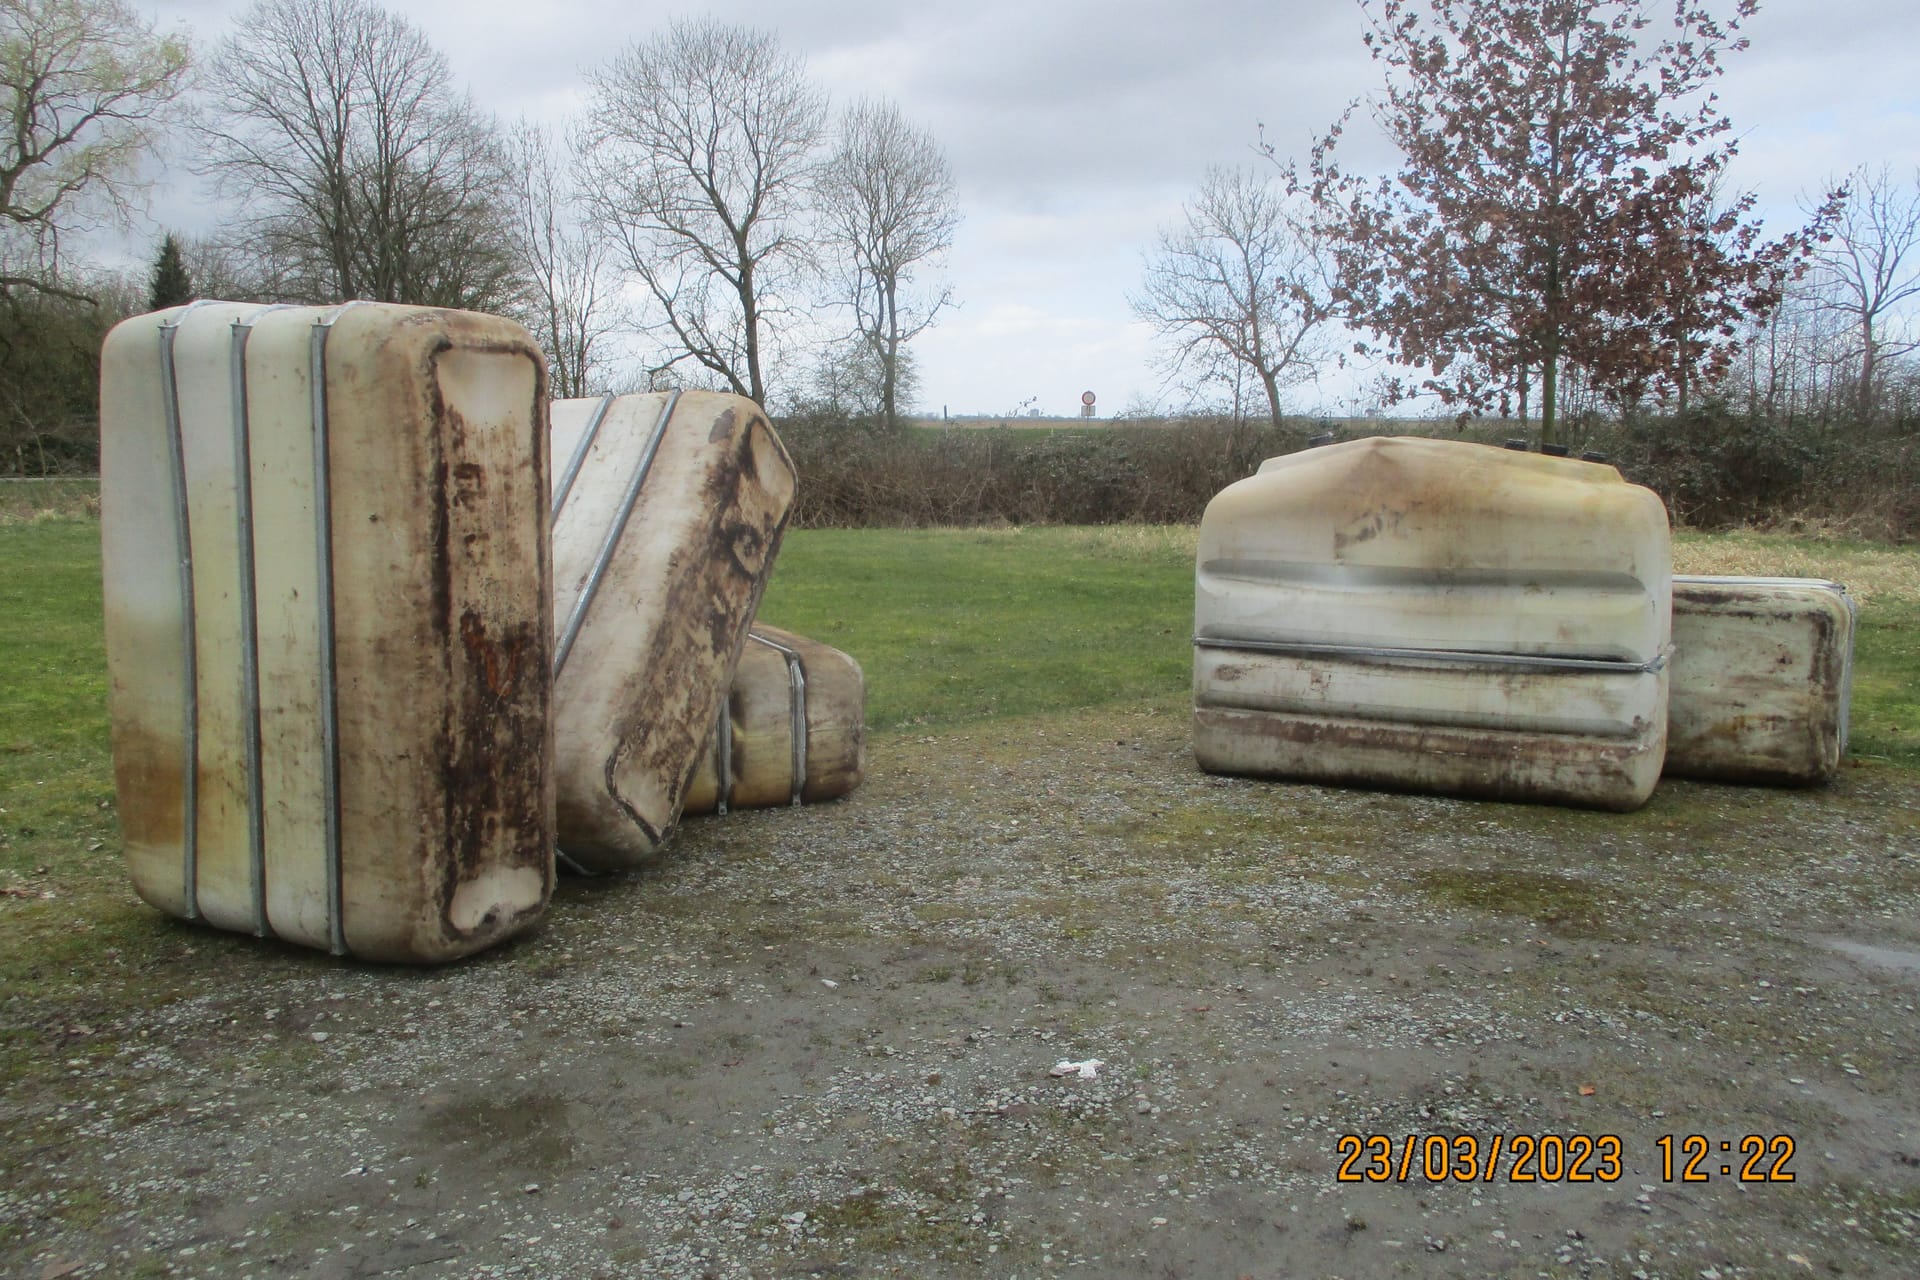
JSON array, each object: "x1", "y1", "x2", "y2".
[{"x1": 148, "y1": 234, "x2": 195, "y2": 310}]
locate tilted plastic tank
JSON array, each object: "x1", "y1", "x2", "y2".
[
  {"x1": 1665, "y1": 576, "x2": 1854, "y2": 785},
  {"x1": 547, "y1": 392, "x2": 796, "y2": 871},
  {"x1": 1193, "y1": 436, "x2": 1672, "y2": 810},
  {"x1": 681, "y1": 624, "x2": 867, "y2": 816},
  {"x1": 100, "y1": 302, "x2": 554, "y2": 962}
]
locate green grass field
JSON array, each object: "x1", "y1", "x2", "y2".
[
  {"x1": 7, "y1": 516, "x2": 1914, "y2": 888},
  {"x1": 756, "y1": 524, "x2": 1194, "y2": 729}
]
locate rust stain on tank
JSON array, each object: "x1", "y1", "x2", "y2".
[
  {"x1": 459, "y1": 609, "x2": 525, "y2": 701},
  {"x1": 1196, "y1": 707, "x2": 1653, "y2": 812},
  {"x1": 606, "y1": 413, "x2": 792, "y2": 834},
  {"x1": 426, "y1": 338, "x2": 553, "y2": 948},
  {"x1": 451, "y1": 460, "x2": 487, "y2": 505},
  {"x1": 109, "y1": 724, "x2": 186, "y2": 858}
]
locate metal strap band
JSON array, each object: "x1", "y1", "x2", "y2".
[
  {"x1": 310, "y1": 302, "x2": 367, "y2": 957},
  {"x1": 157, "y1": 301, "x2": 217, "y2": 921},
  {"x1": 550, "y1": 393, "x2": 614, "y2": 520},
  {"x1": 1193, "y1": 635, "x2": 1672, "y2": 675},
  {"x1": 229, "y1": 304, "x2": 295, "y2": 938},
  {"x1": 229, "y1": 317, "x2": 264, "y2": 936},
  {"x1": 713, "y1": 699, "x2": 733, "y2": 815},
  {"x1": 1672, "y1": 574, "x2": 1849, "y2": 590},
  {"x1": 553, "y1": 390, "x2": 680, "y2": 679},
  {"x1": 750, "y1": 632, "x2": 809, "y2": 806},
  {"x1": 555, "y1": 848, "x2": 598, "y2": 876}
]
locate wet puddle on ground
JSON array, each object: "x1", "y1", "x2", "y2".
[{"x1": 1823, "y1": 938, "x2": 1920, "y2": 977}]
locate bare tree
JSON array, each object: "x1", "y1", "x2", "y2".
[
  {"x1": 795, "y1": 335, "x2": 918, "y2": 420},
  {"x1": 581, "y1": 17, "x2": 826, "y2": 405},
  {"x1": 1807, "y1": 166, "x2": 1920, "y2": 422},
  {"x1": 197, "y1": 0, "x2": 522, "y2": 310},
  {"x1": 0, "y1": 0, "x2": 190, "y2": 298},
  {"x1": 819, "y1": 98, "x2": 958, "y2": 431},
  {"x1": 506, "y1": 122, "x2": 615, "y2": 399},
  {"x1": 1130, "y1": 164, "x2": 1336, "y2": 432}
]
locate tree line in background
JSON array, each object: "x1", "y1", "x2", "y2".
[
  {"x1": 1134, "y1": 0, "x2": 1920, "y2": 510},
  {"x1": 0, "y1": 0, "x2": 958, "y2": 474},
  {"x1": 3, "y1": 0, "x2": 1917, "y2": 538}
]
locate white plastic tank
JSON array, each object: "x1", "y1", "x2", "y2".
[
  {"x1": 100, "y1": 302, "x2": 554, "y2": 962},
  {"x1": 1666, "y1": 576, "x2": 1854, "y2": 785},
  {"x1": 682, "y1": 624, "x2": 867, "y2": 815},
  {"x1": 1193, "y1": 436, "x2": 1672, "y2": 810},
  {"x1": 548, "y1": 392, "x2": 796, "y2": 871}
]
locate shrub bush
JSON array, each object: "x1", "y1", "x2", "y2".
[{"x1": 773, "y1": 411, "x2": 1311, "y2": 529}]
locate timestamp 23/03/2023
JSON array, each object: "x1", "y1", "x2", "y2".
[{"x1": 1334, "y1": 1134, "x2": 1797, "y2": 1184}]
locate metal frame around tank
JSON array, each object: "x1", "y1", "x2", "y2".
[
  {"x1": 228, "y1": 304, "x2": 294, "y2": 938},
  {"x1": 746, "y1": 631, "x2": 810, "y2": 807},
  {"x1": 308, "y1": 301, "x2": 369, "y2": 956},
  {"x1": 710, "y1": 698, "x2": 734, "y2": 815},
  {"x1": 156, "y1": 301, "x2": 220, "y2": 922},
  {"x1": 1192, "y1": 635, "x2": 1671, "y2": 675}
]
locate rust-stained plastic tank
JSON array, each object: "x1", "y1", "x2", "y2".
[
  {"x1": 1193, "y1": 436, "x2": 1672, "y2": 810},
  {"x1": 100, "y1": 302, "x2": 554, "y2": 962},
  {"x1": 681, "y1": 624, "x2": 867, "y2": 815},
  {"x1": 548, "y1": 392, "x2": 796, "y2": 871},
  {"x1": 1665, "y1": 576, "x2": 1854, "y2": 785}
]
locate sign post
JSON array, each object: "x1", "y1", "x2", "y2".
[{"x1": 1080, "y1": 390, "x2": 1096, "y2": 419}]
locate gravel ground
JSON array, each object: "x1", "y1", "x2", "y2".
[{"x1": 5, "y1": 700, "x2": 1920, "y2": 1279}]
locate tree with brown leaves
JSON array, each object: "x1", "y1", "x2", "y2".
[{"x1": 1313, "y1": 0, "x2": 1819, "y2": 444}]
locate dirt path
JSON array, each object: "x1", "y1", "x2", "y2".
[{"x1": 5, "y1": 702, "x2": 1919, "y2": 1279}]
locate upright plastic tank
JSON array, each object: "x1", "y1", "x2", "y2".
[
  {"x1": 100, "y1": 302, "x2": 554, "y2": 963},
  {"x1": 1665, "y1": 576, "x2": 1854, "y2": 785},
  {"x1": 1193, "y1": 436, "x2": 1672, "y2": 810}
]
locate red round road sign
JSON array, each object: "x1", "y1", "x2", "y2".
[{"x1": 1081, "y1": 390, "x2": 1096, "y2": 406}]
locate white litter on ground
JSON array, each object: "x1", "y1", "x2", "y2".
[{"x1": 1049, "y1": 1059, "x2": 1105, "y2": 1080}]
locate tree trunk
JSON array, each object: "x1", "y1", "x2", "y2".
[
  {"x1": 1259, "y1": 365, "x2": 1283, "y2": 433},
  {"x1": 881, "y1": 277, "x2": 900, "y2": 432},
  {"x1": 1860, "y1": 316, "x2": 1876, "y2": 423},
  {"x1": 733, "y1": 249, "x2": 764, "y2": 408},
  {"x1": 1541, "y1": 353, "x2": 1559, "y2": 447}
]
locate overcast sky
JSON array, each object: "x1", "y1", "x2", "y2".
[{"x1": 128, "y1": 0, "x2": 1920, "y2": 417}]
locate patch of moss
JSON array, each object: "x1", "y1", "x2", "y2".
[{"x1": 1413, "y1": 868, "x2": 1620, "y2": 939}]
